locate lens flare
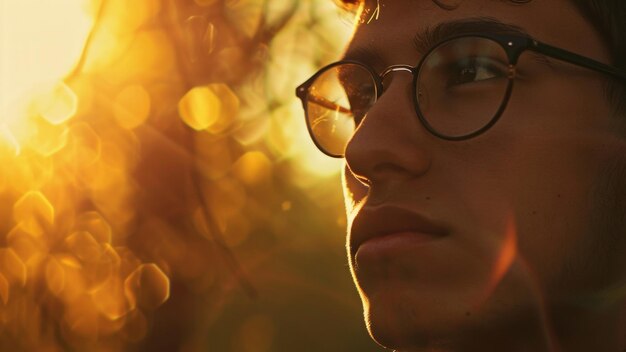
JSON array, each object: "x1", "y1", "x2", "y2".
[
  {"x1": 487, "y1": 214, "x2": 518, "y2": 294},
  {"x1": 474, "y1": 213, "x2": 518, "y2": 309}
]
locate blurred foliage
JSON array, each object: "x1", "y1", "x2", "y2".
[{"x1": 0, "y1": 0, "x2": 380, "y2": 351}]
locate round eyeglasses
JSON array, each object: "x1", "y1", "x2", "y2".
[{"x1": 296, "y1": 33, "x2": 626, "y2": 158}]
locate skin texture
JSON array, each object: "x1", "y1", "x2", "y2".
[{"x1": 341, "y1": 0, "x2": 626, "y2": 351}]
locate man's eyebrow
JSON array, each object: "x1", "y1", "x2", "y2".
[
  {"x1": 342, "y1": 17, "x2": 530, "y2": 68},
  {"x1": 414, "y1": 17, "x2": 530, "y2": 54}
]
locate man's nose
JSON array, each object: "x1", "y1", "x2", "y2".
[{"x1": 344, "y1": 71, "x2": 433, "y2": 186}]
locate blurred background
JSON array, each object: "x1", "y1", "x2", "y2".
[{"x1": 0, "y1": 0, "x2": 382, "y2": 351}]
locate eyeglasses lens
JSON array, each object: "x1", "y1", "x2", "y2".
[{"x1": 417, "y1": 37, "x2": 510, "y2": 138}]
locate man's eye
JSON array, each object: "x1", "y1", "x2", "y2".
[{"x1": 447, "y1": 58, "x2": 507, "y2": 87}]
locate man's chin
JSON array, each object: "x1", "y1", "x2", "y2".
[
  {"x1": 360, "y1": 289, "x2": 466, "y2": 351},
  {"x1": 358, "y1": 276, "x2": 542, "y2": 351}
]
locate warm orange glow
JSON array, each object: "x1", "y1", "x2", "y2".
[
  {"x1": 490, "y1": 215, "x2": 518, "y2": 288},
  {"x1": 0, "y1": 0, "x2": 355, "y2": 350},
  {"x1": 478, "y1": 214, "x2": 518, "y2": 308}
]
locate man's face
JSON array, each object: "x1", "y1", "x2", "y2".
[{"x1": 342, "y1": 0, "x2": 626, "y2": 350}]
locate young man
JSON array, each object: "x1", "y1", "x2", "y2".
[{"x1": 297, "y1": 0, "x2": 626, "y2": 351}]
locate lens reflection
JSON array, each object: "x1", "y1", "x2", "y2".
[{"x1": 306, "y1": 63, "x2": 377, "y2": 156}]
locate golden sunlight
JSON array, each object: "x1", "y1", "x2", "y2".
[
  {"x1": 0, "y1": 1, "x2": 357, "y2": 350},
  {"x1": 0, "y1": 0, "x2": 92, "y2": 149}
]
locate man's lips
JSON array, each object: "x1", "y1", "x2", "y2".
[{"x1": 349, "y1": 205, "x2": 449, "y2": 255}]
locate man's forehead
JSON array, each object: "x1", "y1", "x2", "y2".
[
  {"x1": 343, "y1": 17, "x2": 528, "y2": 68},
  {"x1": 348, "y1": 0, "x2": 534, "y2": 64},
  {"x1": 357, "y1": 0, "x2": 539, "y2": 25},
  {"x1": 360, "y1": 0, "x2": 533, "y2": 12},
  {"x1": 348, "y1": 0, "x2": 608, "y2": 65},
  {"x1": 355, "y1": 0, "x2": 575, "y2": 27}
]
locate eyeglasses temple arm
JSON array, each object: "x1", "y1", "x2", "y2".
[{"x1": 532, "y1": 41, "x2": 626, "y2": 81}]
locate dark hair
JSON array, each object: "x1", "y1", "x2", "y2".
[
  {"x1": 570, "y1": 0, "x2": 626, "y2": 116},
  {"x1": 335, "y1": 0, "x2": 626, "y2": 116}
]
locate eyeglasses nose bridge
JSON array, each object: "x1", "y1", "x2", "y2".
[{"x1": 380, "y1": 64, "x2": 414, "y2": 80}]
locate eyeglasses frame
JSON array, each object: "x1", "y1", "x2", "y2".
[{"x1": 296, "y1": 32, "x2": 626, "y2": 158}]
